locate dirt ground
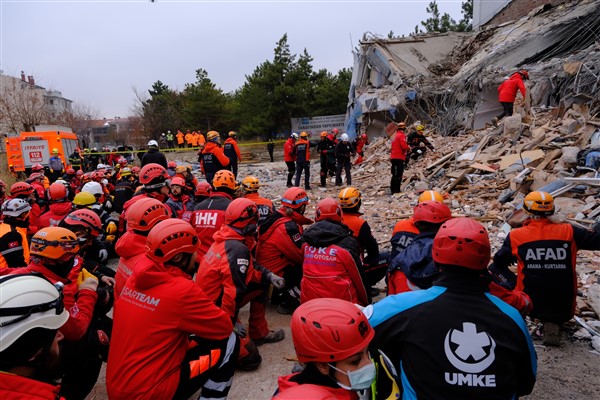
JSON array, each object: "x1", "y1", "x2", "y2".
[{"x1": 87, "y1": 148, "x2": 600, "y2": 399}]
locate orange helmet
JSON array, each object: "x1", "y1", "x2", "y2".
[
  {"x1": 10, "y1": 182, "x2": 34, "y2": 198},
  {"x1": 241, "y1": 176, "x2": 260, "y2": 192},
  {"x1": 413, "y1": 201, "x2": 452, "y2": 224},
  {"x1": 126, "y1": 198, "x2": 170, "y2": 233},
  {"x1": 146, "y1": 219, "x2": 199, "y2": 263},
  {"x1": 212, "y1": 170, "x2": 237, "y2": 191},
  {"x1": 228, "y1": 131, "x2": 237, "y2": 137},
  {"x1": 195, "y1": 181, "x2": 212, "y2": 197},
  {"x1": 62, "y1": 209, "x2": 103, "y2": 237},
  {"x1": 315, "y1": 198, "x2": 343, "y2": 222},
  {"x1": 523, "y1": 191, "x2": 554, "y2": 216},
  {"x1": 207, "y1": 131, "x2": 220, "y2": 141},
  {"x1": 338, "y1": 187, "x2": 361, "y2": 209},
  {"x1": 48, "y1": 182, "x2": 68, "y2": 202},
  {"x1": 418, "y1": 190, "x2": 444, "y2": 203},
  {"x1": 300, "y1": 132, "x2": 308, "y2": 138},
  {"x1": 320, "y1": 131, "x2": 328, "y2": 138},
  {"x1": 30, "y1": 227, "x2": 80, "y2": 260},
  {"x1": 281, "y1": 187, "x2": 309, "y2": 210},
  {"x1": 225, "y1": 198, "x2": 259, "y2": 229}
]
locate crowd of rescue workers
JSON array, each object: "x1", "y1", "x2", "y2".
[{"x1": 1, "y1": 120, "x2": 599, "y2": 400}]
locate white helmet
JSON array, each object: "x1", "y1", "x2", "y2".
[
  {"x1": 96, "y1": 164, "x2": 105, "y2": 170},
  {"x1": 1, "y1": 198, "x2": 31, "y2": 218},
  {"x1": 291, "y1": 133, "x2": 299, "y2": 140},
  {"x1": 82, "y1": 182, "x2": 103, "y2": 196},
  {"x1": 0, "y1": 274, "x2": 69, "y2": 351},
  {"x1": 148, "y1": 140, "x2": 159, "y2": 148},
  {"x1": 340, "y1": 133, "x2": 349, "y2": 142}
]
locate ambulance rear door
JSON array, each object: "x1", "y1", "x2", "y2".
[{"x1": 20, "y1": 139, "x2": 51, "y2": 168}]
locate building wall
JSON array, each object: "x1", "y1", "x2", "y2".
[
  {"x1": 473, "y1": 0, "x2": 512, "y2": 29},
  {"x1": 475, "y1": 0, "x2": 571, "y2": 28}
]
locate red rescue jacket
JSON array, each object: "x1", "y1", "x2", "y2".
[
  {"x1": 284, "y1": 138, "x2": 296, "y2": 162},
  {"x1": 187, "y1": 192, "x2": 232, "y2": 260},
  {"x1": 498, "y1": 72, "x2": 526, "y2": 103},
  {"x1": 244, "y1": 192, "x2": 274, "y2": 224},
  {"x1": 0, "y1": 372, "x2": 64, "y2": 400},
  {"x1": 38, "y1": 201, "x2": 72, "y2": 229},
  {"x1": 275, "y1": 373, "x2": 357, "y2": 400},
  {"x1": 114, "y1": 231, "x2": 147, "y2": 302},
  {"x1": 390, "y1": 130, "x2": 409, "y2": 160},
  {"x1": 106, "y1": 256, "x2": 232, "y2": 400}
]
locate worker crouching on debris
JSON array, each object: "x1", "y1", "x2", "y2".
[
  {"x1": 367, "y1": 218, "x2": 537, "y2": 399},
  {"x1": 491, "y1": 191, "x2": 600, "y2": 345},
  {"x1": 494, "y1": 69, "x2": 528, "y2": 124},
  {"x1": 406, "y1": 124, "x2": 435, "y2": 165},
  {"x1": 274, "y1": 298, "x2": 377, "y2": 399}
]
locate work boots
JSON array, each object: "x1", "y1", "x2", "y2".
[{"x1": 543, "y1": 322, "x2": 561, "y2": 346}]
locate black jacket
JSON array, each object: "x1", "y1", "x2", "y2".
[
  {"x1": 335, "y1": 141, "x2": 355, "y2": 161},
  {"x1": 141, "y1": 149, "x2": 168, "y2": 169},
  {"x1": 368, "y1": 270, "x2": 536, "y2": 400}
]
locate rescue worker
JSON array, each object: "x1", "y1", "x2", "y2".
[
  {"x1": 256, "y1": 187, "x2": 313, "y2": 314},
  {"x1": 89, "y1": 148, "x2": 101, "y2": 171},
  {"x1": 274, "y1": 298, "x2": 376, "y2": 399},
  {"x1": 284, "y1": 133, "x2": 298, "y2": 187},
  {"x1": 185, "y1": 129, "x2": 194, "y2": 148},
  {"x1": 294, "y1": 132, "x2": 311, "y2": 189},
  {"x1": 491, "y1": 191, "x2": 600, "y2": 345},
  {"x1": 224, "y1": 131, "x2": 242, "y2": 178},
  {"x1": 391, "y1": 190, "x2": 442, "y2": 259},
  {"x1": 367, "y1": 218, "x2": 537, "y2": 399},
  {"x1": 339, "y1": 187, "x2": 390, "y2": 295},
  {"x1": 317, "y1": 131, "x2": 335, "y2": 187},
  {"x1": 390, "y1": 122, "x2": 409, "y2": 194},
  {"x1": 494, "y1": 69, "x2": 528, "y2": 123},
  {"x1": 267, "y1": 138, "x2": 275, "y2": 162},
  {"x1": 10, "y1": 181, "x2": 42, "y2": 236},
  {"x1": 301, "y1": 198, "x2": 370, "y2": 306},
  {"x1": 167, "y1": 160, "x2": 177, "y2": 177},
  {"x1": 166, "y1": 176, "x2": 195, "y2": 218},
  {"x1": 38, "y1": 182, "x2": 72, "y2": 229},
  {"x1": 406, "y1": 124, "x2": 435, "y2": 164},
  {"x1": 141, "y1": 139, "x2": 168, "y2": 169},
  {"x1": 241, "y1": 176, "x2": 274, "y2": 224},
  {"x1": 188, "y1": 170, "x2": 237, "y2": 260},
  {"x1": 192, "y1": 131, "x2": 200, "y2": 148},
  {"x1": 0, "y1": 199, "x2": 31, "y2": 269},
  {"x1": 196, "y1": 199, "x2": 286, "y2": 371},
  {"x1": 48, "y1": 148, "x2": 65, "y2": 182},
  {"x1": 69, "y1": 148, "x2": 84, "y2": 171},
  {"x1": 194, "y1": 181, "x2": 212, "y2": 204},
  {"x1": 352, "y1": 133, "x2": 369, "y2": 165},
  {"x1": 112, "y1": 167, "x2": 135, "y2": 214},
  {"x1": 201, "y1": 131, "x2": 231, "y2": 185},
  {"x1": 175, "y1": 164, "x2": 199, "y2": 193},
  {"x1": 29, "y1": 171, "x2": 47, "y2": 199},
  {"x1": 197, "y1": 130, "x2": 206, "y2": 149},
  {"x1": 176, "y1": 129, "x2": 185, "y2": 148},
  {"x1": 0, "y1": 274, "x2": 69, "y2": 400},
  {"x1": 387, "y1": 201, "x2": 452, "y2": 295},
  {"x1": 166, "y1": 130, "x2": 175, "y2": 149},
  {"x1": 335, "y1": 133, "x2": 355, "y2": 187},
  {"x1": 106, "y1": 219, "x2": 238, "y2": 400},
  {"x1": 114, "y1": 198, "x2": 170, "y2": 300}
]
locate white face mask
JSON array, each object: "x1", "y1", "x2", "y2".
[{"x1": 328, "y1": 360, "x2": 376, "y2": 391}]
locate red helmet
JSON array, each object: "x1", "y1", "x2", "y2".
[
  {"x1": 62, "y1": 209, "x2": 103, "y2": 237},
  {"x1": 170, "y1": 177, "x2": 186, "y2": 187},
  {"x1": 433, "y1": 218, "x2": 491, "y2": 270},
  {"x1": 66, "y1": 168, "x2": 76, "y2": 176},
  {"x1": 118, "y1": 157, "x2": 128, "y2": 166},
  {"x1": 131, "y1": 166, "x2": 141, "y2": 174},
  {"x1": 139, "y1": 163, "x2": 169, "y2": 186},
  {"x1": 195, "y1": 181, "x2": 212, "y2": 197},
  {"x1": 518, "y1": 69, "x2": 529, "y2": 80},
  {"x1": 332, "y1": 128, "x2": 339, "y2": 135},
  {"x1": 31, "y1": 163, "x2": 44, "y2": 172},
  {"x1": 10, "y1": 182, "x2": 34, "y2": 198},
  {"x1": 291, "y1": 298, "x2": 374, "y2": 363},
  {"x1": 48, "y1": 182, "x2": 68, "y2": 202},
  {"x1": 125, "y1": 197, "x2": 170, "y2": 233},
  {"x1": 315, "y1": 198, "x2": 343, "y2": 222},
  {"x1": 413, "y1": 201, "x2": 451, "y2": 224},
  {"x1": 75, "y1": 170, "x2": 84, "y2": 177},
  {"x1": 167, "y1": 161, "x2": 177, "y2": 169},
  {"x1": 281, "y1": 187, "x2": 309, "y2": 210},
  {"x1": 225, "y1": 198, "x2": 258, "y2": 229},
  {"x1": 146, "y1": 219, "x2": 199, "y2": 263},
  {"x1": 91, "y1": 170, "x2": 105, "y2": 182},
  {"x1": 28, "y1": 172, "x2": 44, "y2": 182},
  {"x1": 361, "y1": 133, "x2": 368, "y2": 140}
]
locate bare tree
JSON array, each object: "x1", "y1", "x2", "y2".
[{"x1": 0, "y1": 77, "x2": 48, "y2": 133}]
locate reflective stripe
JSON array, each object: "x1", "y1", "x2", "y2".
[
  {"x1": 202, "y1": 377, "x2": 233, "y2": 393},
  {"x1": 221, "y1": 332, "x2": 236, "y2": 366},
  {"x1": 0, "y1": 246, "x2": 24, "y2": 255}
]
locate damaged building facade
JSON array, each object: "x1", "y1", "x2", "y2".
[{"x1": 345, "y1": 0, "x2": 600, "y2": 138}]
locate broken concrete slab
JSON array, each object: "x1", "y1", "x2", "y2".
[{"x1": 498, "y1": 149, "x2": 545, "y2": 170}]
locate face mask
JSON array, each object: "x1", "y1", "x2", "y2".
[{"x1": 328, "y1": 360, "x2": 376, "y2": 391}]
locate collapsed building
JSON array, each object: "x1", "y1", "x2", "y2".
[{"x1": 345, "y1": 0, "x2": 600, "y2": 137}]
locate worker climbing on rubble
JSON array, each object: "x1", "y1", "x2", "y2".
[
  {"x1": 352, "y1": 133, "x2": 369, "y2": 165},
  {"x1": 274, "y1": 298, "x2": 376, "y2": 399},
  {"x1": 367, "y1": 217, "x2": 537, "y2": 399},
  {"x1": 224, "y1": 131, "x2": 242, "y2": 178},
  {"x1": 301, "y1": 198, "x2": 370, "y2": 306},
  {"x1": 196, "y1": 198, "x2": 286, "y2": 371},
  {"x1": 294, "y1": 132, "x2": 311, "y2": 190},
  {"x1": 241, "y1": 176, "x2": 274, "y2": 224},
  {"x1": 317, "y1": 131, "x2": 335, "y2": 187},
  {"x1": 284, "y1": 133, "x2": 298, "y2": 187},
  {"x1": 339, "y1": 187, "x2": 390, "y2": 297},
  {"x1": 256, "y1": 187, "x2": 313, "y2": 315},
  {"x1": 390, "y1": 190, "x2": 443, "y2": 259},
  {"x1": 406, "y1": 124, "x2": 435, "y2": 165},
  {"x1": 494, "y1": 69, "x2": 529, "y2": 124},
  {"x1": 200, "y1": 131, "x2": 231, "y2": 185},
  {"x1": 107, "y1": 219, "x2": 238, "y2": 400},
  {"x1": 390, "y1": 122, "x2": 409, "y2": 194},
  {"x1": 491, "y1": 191, "x2": 600, "y2": 345},
  {"x1": 335, "y1": 133, "x2": 356, "y2": 186}
]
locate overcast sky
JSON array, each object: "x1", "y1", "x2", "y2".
[{"x1": 1, "y1": 0, "x2": 463, "y2": 119}]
